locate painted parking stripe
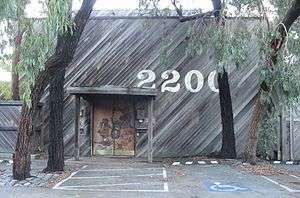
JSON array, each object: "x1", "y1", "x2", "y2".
[
  {"x1": 57, "y1": 182, "x2": 141, "y2": 188},
  {"x1": 54, "y1": 165, "x2": 168, "y2": 193},
  {"x1": 55, "y1": 182, "x2": 168, "y2": 192},
  {"x1": 71, "y1": 173, "x2": 163, "y2": 179},
  {"x1": 53, "y1": 165, "x2": 88, "y2": 189},
  {"x1": 198, "y1": 161, "x2": 206, "y2": 164},
  {"x1": 164, "y1": 183, "x2": 169, "y2": 192},
  {"x1": 162, "y1": 168, "x2": 167, "y2": 179},
  {"x1": 54, "y1": 187, "x2": 168, "y2": 192},
  {"x1": 79, "y1": 167, "x2": 163, "y2": 171},
  {"x1": 172, "y1": 162, "x2": 180, "y2": 166},
  {"x1": 290, "y1": 175, "x2": 300, "y2": 179},
  {"x1": 163, "y1": 168, "x2": 169, "y2": 192},
  {"x1": 262, "y1": 176, "x2": 300, "y2": 193},
  {"x1": 185, "y1": 161, "x2": 193, "y2": 165}
]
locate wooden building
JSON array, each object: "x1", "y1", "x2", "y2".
[
  {"x1": 1, "y1": 12, "x2": 273, "y2": 161},
  {"x1": 2, "y1": 12, "x2": 299, "y2": 161},
  {"x1": 39, "y1": 13, "x2": 263, "y2": 161}
]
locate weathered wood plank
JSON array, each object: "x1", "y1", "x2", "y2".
[{"x1": 68, "y1": 86, "x2": 157, "y2": 96}]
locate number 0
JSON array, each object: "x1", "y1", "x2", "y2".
[
  {"x1": 208, "y1": 70, "x2": 219, "y2": 93},
  {"x1": 184, "y1": 70, "x2": 204, "y2": 93}
]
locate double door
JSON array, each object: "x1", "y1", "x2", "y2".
[{"x1": 93, "y1": 99, "x2": 135, "y2": 156}]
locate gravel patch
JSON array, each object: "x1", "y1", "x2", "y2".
[{"x1": 0, "y1": 160, "x2": 83, "y2": 188}]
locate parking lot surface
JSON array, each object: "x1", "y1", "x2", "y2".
[{"x1": 1, "y1": 157, "x2": 300, "y2": 198}]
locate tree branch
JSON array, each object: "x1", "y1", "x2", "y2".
[
  {"x1": 211, "y1": 0, "x2": 221, "y2": 17},
  {"x1": 278, "y1": 0, "x2": 300, "y2": 37},
  {"x1": 171, "y1": 0, "x2": 214, "y2": 22},
  {"x1": 30, "y1": 0, "x2": 96, "y2": 115},
  {"x1": 269, "y1": 0, "x2": 300, "y2": 68}
]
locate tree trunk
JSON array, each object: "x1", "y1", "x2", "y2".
[
  {"x1": 13, "y1": 105, "x2": 31, "y2": 180},
  {"x1": 13, "y1": 0, "x2": 96, "y2": 180},
  {"x1": 244, "y1": 0, "x2": 300, "y2": 164},
  {"x1": 43, "y1": 0, "x2": 96, "y2": 172},
  {"x1": 44, "y1": 68, "x2": 66, "y2": 172},
  {"x1": 218, "y1": 70, "x2": 236, "y2": 158},
  {"x1": 11, "y1": 29, "x2": 23, "y2": 100},
  {"x1": 244, "y1": 91, "x2": 262, "y2": 164},
  {"x1": 11, "y1": 71, "x2": 20, "y2": 100}
]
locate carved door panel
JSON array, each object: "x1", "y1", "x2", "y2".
[
  {"x1": 93, "y1": 100, "x2": 113, "y2": 155},
  {"x1": 93, "y1": 99, "x2": 135, "y2": 156}
]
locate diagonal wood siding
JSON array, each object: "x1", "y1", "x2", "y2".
[
  {"x1": 41, "y1": 17, "x2": 261, "y2": 158},
  {"x1": 0, "y1": 103, "x2": 21, "y2": 153}
]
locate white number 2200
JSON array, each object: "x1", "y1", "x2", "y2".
[{"x1": 136, "y1": 70, "x2": 219, "y2": 93}]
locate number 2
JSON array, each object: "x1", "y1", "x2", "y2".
[
  {"x1": 136, "y1": 70, "x2": 156, "y2": 88},
  {"x1": 161, "y1": 70, "x2": 180, "y2": 92}
]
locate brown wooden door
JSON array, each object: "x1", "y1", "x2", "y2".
[{"x1": 93, "y1": 98, "x2": 135, "y2": 156}]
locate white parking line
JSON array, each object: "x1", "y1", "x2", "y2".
[
  {"x1": 54, "y1": 187, "x2": 168, "y2": 192},
  {"x1": 79, "y1": 167, "x2": 163, "y2": 172},
  {"x1": 163, "y1": 168, "x2": 169, "y2": 192},
  {"x1": 163, "y1": 168, "x2": 167, "y2": 179},
  {"x1": 262, "y1": 176, "x2": 300, "y2": 193},
  {"x1": 57, "y1": 182, "x2": 141, "y2": 188},
  {"x1": 53, "y1": 165, "x2": 88, "y2": 189},
  {"x1": 71, "y1": 173, "x2": 163, "y2": 179},
  {"x1": 54, "y1": 165, "x2": 169, "y2": 193},
  {"x1": 290, "y1": 175, "x2": 300, "y2": 179}
]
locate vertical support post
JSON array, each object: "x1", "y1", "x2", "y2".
[
  {"x1": 148, "y1": 98, "x2": 154, "y2": 163},
  {"x1": 90, "y1": 102, "x2": 94, "y2": 157},
  {"x1": 281, "y1": 110, "x2": 290, "y2": 161},
  {"x1": 278, "y1": 113, "x2": 282, "y2": 160},
  {"x1": 289, "y1": 109, "x2": 294, "y2": 160},
  {"x1": 74, "y1": 95, "x2": 80, "y2": 161}
]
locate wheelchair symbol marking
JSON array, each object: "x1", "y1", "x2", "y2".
[{"x1": 209, "y1": 182, "x2": 250, "y2": 192}]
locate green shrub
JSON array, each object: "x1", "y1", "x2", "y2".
[{"x1": 0, "y1": 81, "x2": 12, "y2": 101}]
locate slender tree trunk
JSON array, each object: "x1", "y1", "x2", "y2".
[
  {"x1": 44, "y1": 0, "x2": 96, "y2": 172},
  {"x1": 13, "y1": 0, "x2": 96, "y2": 180},
  {"x1": 11, "y1": 29, "x2": 23, "y2": 100},
  {"x1": 13, "y1": 105, "x2": 31, "y2": 180},
  {"x1": 11, "y1": 72, "x2": 20, "y2": 100},
  {"x1": 244, "y1": 0, "x2": 300, "y2": 164},
  {"x1": 244, "y1": 91, "x2": 262, "y2": 164},
  {"x1": 44, "y1": 68, "x2": 66, "y2": 172},
  {"x1": 218, "y1": 70, "x2": 236, "y2": 158}
]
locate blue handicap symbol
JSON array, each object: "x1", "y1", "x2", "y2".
[{"x1": 204, "y1": 180, "x2": 251, "y2": 192}]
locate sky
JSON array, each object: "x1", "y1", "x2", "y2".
[{"x1": 0, "y1": 68, "x2": 11, "y2": 82}]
